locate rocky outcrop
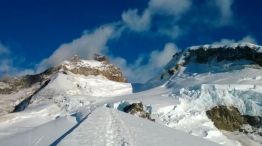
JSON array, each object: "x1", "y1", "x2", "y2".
[
  {"x1": 123, "y1": 102, "x2": 154, "y2": 121},
  {"x1": 0, "y1": 66, "x2": 57, "y2": 95},
  {"x1": 206, "y1": 106, "x2": 245, "y2": 131},
  {"x1": 94, "y1": 54, "x2": 109, "y2": 63},
  {"x1": 243, "y1": 115, "x2": 262, "y2": 128},
  {"x1": 0, "y1": 70, "x2": 54, "y2": 115},
  {"x1": 206, "y1": 106, "x2": 262, "y2": 133},
  {"x1": 59, "y1": 55, "x2": 127, "y2": 83}
]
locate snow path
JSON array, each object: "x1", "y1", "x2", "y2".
[{"x1": 58, "y1": 107, "x2": 132, "y2": 146}]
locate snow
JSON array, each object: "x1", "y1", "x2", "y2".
[
  {"x1": 0, "y1": 82, "x2": 10, "y2": 89},
  {"x1": 62, "y1": 59, "x2": 109, "y2": 71},
  {"x1": 0, "y1": 84, "x2": 41, "y2": 115},
  {"x1": 0, "y1": 115, "x2": 77, "y2": 146},
  {"x1": 188, "y1": 42, "x2": 262, "y2": 52},
  {"x1": 0, "y1": 103, "x2": 63, "y2": 139},
  {"x1": 35, "y1": 73, "x2": 132, "y2": 98},
  {"x1": 58, "y1": 107, "x2": 220, "y2": 146}
]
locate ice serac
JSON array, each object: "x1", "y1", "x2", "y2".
[{"x1": 152, "y1": 42, "x2": 262, "y2": 145}]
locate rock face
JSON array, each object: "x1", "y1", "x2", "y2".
[
  {"x1": 59, "y1": 55, "x2": 127, "y2": 83},
  {"x1": 186, "y1": 44, "x2": 262, "y2": 66},
  {"x1": 206, "y1": 106, "x2": 262, "y2": 132},
  {"x1": 0, "y1": 71, "x2": 53, "y2": 115},
  {"x1": 123, "y1": 102, "x2": 154, "y2": 121}
]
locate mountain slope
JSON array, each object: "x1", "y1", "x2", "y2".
[{"x1": 1, "y1": 43, "x2": 262, "y2": 146}]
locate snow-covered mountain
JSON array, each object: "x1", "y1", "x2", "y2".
[
  {"x1": 146, "y1": 42, "x2": 262, "y2": 145},
  {"x1": 0, "y1": 43, "x2": 262, "y2": 146},
  {"x1": 0, "y1": 55, "x2": 129, "y2": 115}
]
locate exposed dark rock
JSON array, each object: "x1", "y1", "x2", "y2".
[
  {"x1": 123, "y1": 102, "x2": 155, "y2": 122},
  {"x1": 243, "y1": 115, "x2": 262, "y2": 128},
  {"x1": 14, "y1": 79, "x2": 50, "y2": 112},
  {"x1": 206, "y1": 106, "x2": 245, "y2": 131},
  {"x1": 94, "y1": 54, "x2": 109, "y2": 63},
  {"x1": 186, "y1": 46, "x2": 262, "y2": 66},
  {"x1": 0, "y1": 70, "x2": 54, "y2": 95},
  {"x1": 207, "y1": 105, "x2": 262, "y2": 133}
]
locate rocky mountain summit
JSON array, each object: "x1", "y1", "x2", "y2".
[
  {"x1": 60, "y1": 55, "x2": 127, "y2": 82},
  {"x1": 0, "y1": 54, "x2": 127, "y2": 115}
]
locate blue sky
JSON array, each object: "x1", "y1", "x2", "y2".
[{"x1": 0, "y1": 0, "x2": 262, "y2": 83}]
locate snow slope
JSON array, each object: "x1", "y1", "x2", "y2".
[{"x1": 59, "y1": 107, "x2": 220, "y2": 146}]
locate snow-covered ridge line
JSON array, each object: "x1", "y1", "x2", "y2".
[
  {"x1": 61, "y1": 59, "x2": 110, "y2": 71},
  {"x1": 188, "y1": 42, "x2": 262, "y2": 52}
]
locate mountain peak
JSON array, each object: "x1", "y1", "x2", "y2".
[{"x1": 70, "y1": 54, "x2": 81, "y2": 62}]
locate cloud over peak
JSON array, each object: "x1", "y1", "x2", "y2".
[
  {"x1": 111, "y1": 42, "x2": 178, "y2": 83},
  {"x1": 37, "y1": 24, "x2": 116, "y2": 72}
]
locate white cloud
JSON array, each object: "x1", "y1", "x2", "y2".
[
  {"x1": 149, "y1": 0, "x2": 192, "y2": 16},
  {"x1": 122, "y1": 9, "x2": 151, "y2": 32},
  {"x1": 212, "y1": 35, "x2": 257, "y2": 45},
  {"x1": 216, "y1": 0, "x2": 234, "y2": 23},
  {"x1": 0, "y1": 43, "x2": 9, "y2": 55},
  {"x1": 158, "y1": 25, "x2": 182, "y2": 39},
  {"x1": 111, "y1": 43, "x2": 178, "y2": 83},
  {"x1": 122, "y1": 0, "x2": 235, "y2": 37},
  {"x1": 0, "y1": 42, "x2": 35, "y2": 77},
  {"x1": 122, "y1": 0, "x2": 191, "y2": 33},
  {"x1": 0, "y1": 59, "x2": 11, "y2": 75},
  {"x1": 0, "y1": 43, "x2": 10, "y2": 75},
  {"x1": 240, "y1": 35, "x2": 257, "y2": 44},
  {"x1": 208, "y1": 0, "x2": 234, "y2": 25},
  {"x1": 16, "y1": 69, "x2": 35, "y2": 76},
  {"x1": 37, "y1": 24, "x2": 116, "y2": 72}
]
